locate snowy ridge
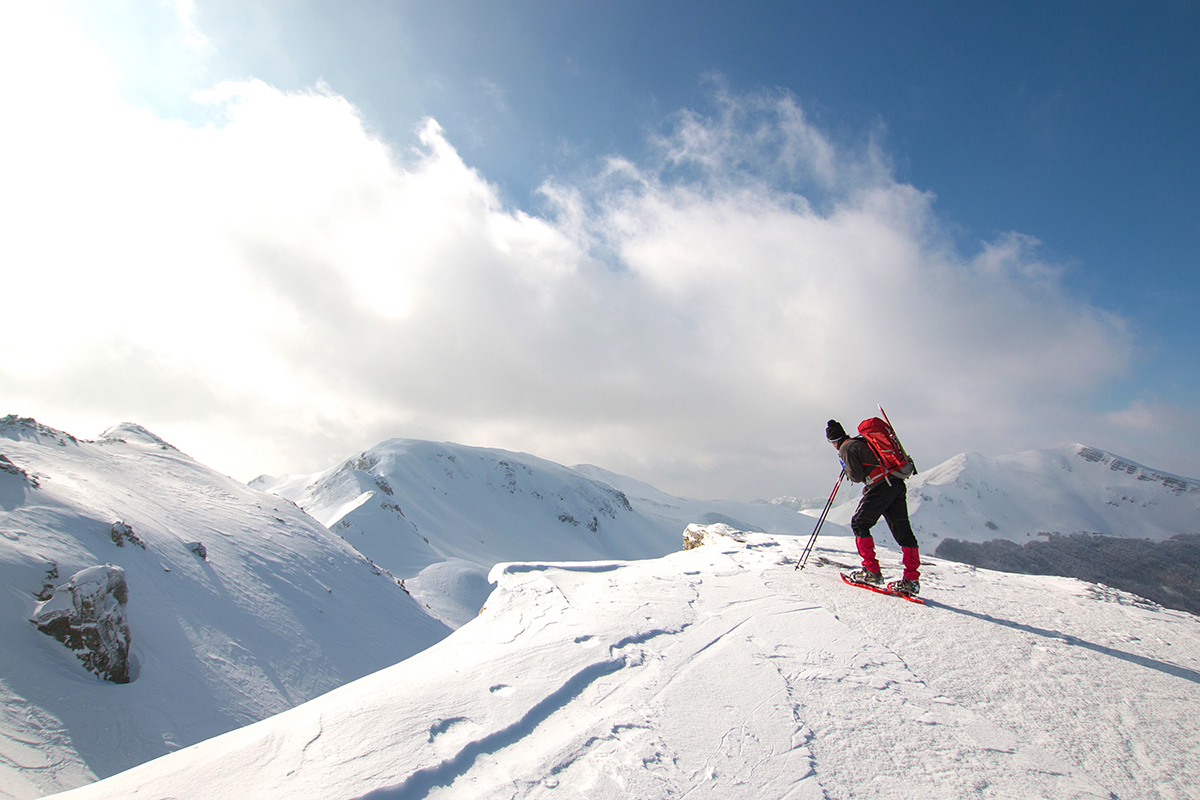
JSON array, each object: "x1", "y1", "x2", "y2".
[
  {"x1": 254, "y1": 439, "x2": 670, "y2": 574},
  {"x1": 49, "y1": 529, "x2": 1200, "y2": 800},
  {"x1": 0, "y1": 418, "x2": 450, "y2": 799},
  {"x1": 93, "y1": 422, "x2": 178, "y2": 451},
  {"x1": 255, "y1": 440, "x2": 817, "y2": 627},
  {"x1": 827, "y1": 443, "x2": 1199, "y2": 545}
]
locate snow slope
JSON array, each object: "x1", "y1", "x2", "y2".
[
  {"x1": 254, "y1": 440, "x2": 815, "y2": 627},
  {"x1": 826, "y1": 443, "x2": 1200, "y2": 545},
  {"x1": 0, "y1": 417, "x2": 450, "y2": 800},
  {"x1": 569, "y1": 462, "x2": 825, "y2": 535},
  {"x1": 252, "y1": 439, "x2": 674, "y2": 574},
  {"x1": 49, "y1": 528, "x2": 1200, "y2": 800}
]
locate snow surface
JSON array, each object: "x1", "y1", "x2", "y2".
[
  {"x1": 0, "y1": 418, "x2": 450, "y2": 799},
  {"x1": 48, "y1": 528, "x2": 1200, "y2": 800},
  {"x1": 825, "y1": 443, "x2": 1200, "y2": 545}
]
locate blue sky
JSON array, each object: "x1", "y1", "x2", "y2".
[{"x1": 1, "y1": 1, "x2": 1197, "y2": 499}]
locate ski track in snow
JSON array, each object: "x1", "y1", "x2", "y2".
[{"x1": 49, "y1": 532, "x2": 1200, "y2": 800}]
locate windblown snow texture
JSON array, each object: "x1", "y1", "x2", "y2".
[{"x1": 49, "y1": 528, "x2": 1200, "y2": 800}]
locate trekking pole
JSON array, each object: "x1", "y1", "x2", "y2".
[{"x1": 796, "y1": 470, "x2": 845, "y2": 570}]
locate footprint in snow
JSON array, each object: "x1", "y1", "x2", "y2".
[{"x1": 428, "y1": 716, "x2": 469, "y2": 741}]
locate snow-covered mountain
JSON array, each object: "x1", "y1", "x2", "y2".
[
  {"x1": 8, "y1": 418, "x2": 1199, "y2": 799},
  {"x1": 825, "y1": 443, "x2": 1199, "y2": 545},
  {"x1": 253, "y1": 439, "x2": 815, "y2": 627},
  {"x1": 45, "y1": 527, "x2": 1200, "y2": 799},
  {"x1": 0, "y1": 417, "x2": 450, "y2": 800}
]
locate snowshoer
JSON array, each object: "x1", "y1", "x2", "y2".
[{"x1": 826, "y1": 419, "x2": 921, "y2": 595}]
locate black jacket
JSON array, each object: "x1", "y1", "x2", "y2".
[{"x1": 837, "y1": 437, "x2": 880, "y2": 485}]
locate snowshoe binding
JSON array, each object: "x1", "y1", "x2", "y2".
[
  {"x1": 845, "y1": 569, "x2": 884, "y2": 587},
  {"x1": 887, "y1": 578, "x2": 920, "y2": 596}
]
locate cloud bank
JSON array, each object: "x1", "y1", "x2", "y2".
[{"x1": 1, "y1": 7, "x2": 1188, "y2": 499}]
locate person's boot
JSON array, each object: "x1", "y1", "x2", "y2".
[{"x1": 847, "y1": 568, "x2": 884, "y2": 586}]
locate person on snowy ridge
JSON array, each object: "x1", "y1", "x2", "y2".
[{"x1": 826, "y1": 419, "x2": 921, "y2": 595}]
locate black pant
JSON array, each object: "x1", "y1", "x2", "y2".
[{"x1": 851, "y1": 479, "x2": 918, "y2": 548}]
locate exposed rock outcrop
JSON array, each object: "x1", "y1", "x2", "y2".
[
  {"x1": 31, "y1": 565, "x2": 133, "y2": 683},
  {"x1": 110, "y1": 520, "x2": 146, "y2": 549},
  {"x1": 682, "y1": 522, "x2": 748, "y2": 550},
  {"x1": 0, "y1": 453, "x2": 39, "y2": 487}
]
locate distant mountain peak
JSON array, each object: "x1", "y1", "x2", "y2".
[
  {"x1": 916, "y1": 444, "x2": 1198, "y2": 495},
  {"x1": 96, "y1": 422, "x2": 178, "y2": 451}
]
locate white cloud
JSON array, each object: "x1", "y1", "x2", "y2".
[
  {"x1": 2, "y1": 6, "x2": 1190, "y2": 498},
  {"x1": 174, "y1": 0, "x2": 211, "y2": 51}
]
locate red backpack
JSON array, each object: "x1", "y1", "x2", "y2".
[{"x1": 857, "y1": 414, "x2": 916, "y2": 486}]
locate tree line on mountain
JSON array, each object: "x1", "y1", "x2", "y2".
[{"x1": 935, "y1": 533, "x2": 1200, "y2": 615}]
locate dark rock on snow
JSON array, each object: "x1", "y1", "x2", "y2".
[
  {"x1": 110, "y1": 520, "x2": 146, "y2": 549},
  {"x1": 31, "y1": 565, "x2": 134, "y2": 683}
]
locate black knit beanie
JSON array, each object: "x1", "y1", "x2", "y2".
[{"x1": 826, "y1": 419, "x2": 848, "y2": 442}]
